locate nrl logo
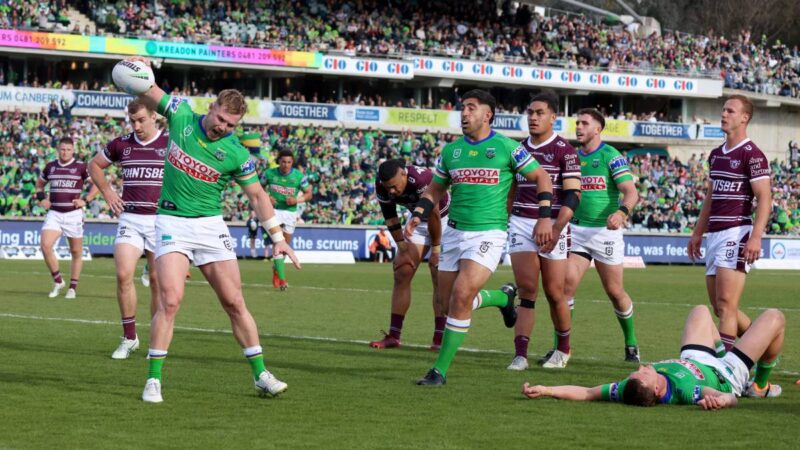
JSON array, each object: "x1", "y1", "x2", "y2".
[
  {"x1": 123, "y1": 147, "x2": 132, "y2": 156},
  {"x1": 214, "y1": 150, "x2": 225, "y2": 161},
  {"x1": 453, "y1": 148, "x2": 462, "y2": 158},
  {"x1": 486, "y1": 148, "x2": 496, "y2": 159}
]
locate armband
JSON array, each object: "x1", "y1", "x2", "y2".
[
  {"x1": 618, "y1": 205, "x2": 630, "y2": 217},
  {"x1": 411, "y1": 198, "x2": 435, "y2": 220},
  {"x1": 537, "y1": 191, "x2": 553, "y2": 205},
  {"x1": 387, "y1": 223, "x2": 402, "y2": 232},
  {"x1": 539, "y1": 205, "x2": 552, "y2": 218},
  {"x1": 36, "y1": 192, "x2": 46, "y2": 201},
  {"x1": 431, "y1": 245, "x2": 441, "y2": 254},
  {"x1": 270, "y1": 230, "x2": 285, "y2": 243},
  {"x1": 562, "y1": 189, "x2": 580, "y2": 212},
  {"x1": 262, "y1": 216, "x2": 281, "y2": 231}
]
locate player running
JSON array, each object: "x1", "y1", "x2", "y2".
[
  {"x1": 522, "y1": 305, "x2": 784, "y2": 407},
  {"x1": 35, "y1": 137, "x2": 99, "y2": 299},
  {"x1": 369, "y1": 159, "x2": 450, "y2": 350},
  {"x1": 120, "y1": 57, "x2": 300, "y2": 403},
  {"x1": 540, "y1": 108, "x2": 641, "y2": 367},
  {"x1": 262, "y1": 149, "x2": 311, "y2": 290},
  {"x1": 405, "y1": 89, "x2": 554, "y2": 386},
  {"x1": 89, "y1": 99, "x2": 168, "y2": 359},
  {"x1": 688, "y1": 95, "x2": 772, "y2": 367},
  {"x1": 506, "y1": 92, "x2": 581, "y2": 371}
]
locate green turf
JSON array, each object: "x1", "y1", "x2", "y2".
[{"x1": 0, "y1": 259, "x2": 797, "y2": 449}]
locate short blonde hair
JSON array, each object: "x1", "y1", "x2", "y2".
[
  {"x1": 217, "y1": 89, "x2": 248, "y2": 116},
  {"x1": 727, "y1": 94, "x2": 754, "y2": 123}
]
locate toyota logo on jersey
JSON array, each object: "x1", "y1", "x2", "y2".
[{"x1": 167, "y1": 142, "x2": 221, "y2": 183}]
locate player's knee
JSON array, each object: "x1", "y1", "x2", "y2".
[
  {"x1": 116, "y1": 269, "x2": 134, "y2": 287},
  {"x1": 690, "y1": 305, "x2": 712, "y2": 319},
  {"x1": 393, "y1": 264, "x2": 415, "y2": 284},
  {"x1": 220, "y1": 295, "x2": 246, "y2": 314},
  {"x1": 762, "y1": 308, "x2": 785, "y2": 329}
]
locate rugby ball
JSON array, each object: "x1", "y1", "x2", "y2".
[{"x1": 112, "y1": 60, "x2": 155, "y2": 95}]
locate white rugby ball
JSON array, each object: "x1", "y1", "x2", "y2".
[{"x1": 112, "y1": 60, "x2": 155, "y2": 95}]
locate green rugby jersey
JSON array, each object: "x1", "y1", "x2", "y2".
[
  {"x1": 572, "y1": 142, "x2": 633, "y2": 227},
  {"x1": 156, "y1": 95, "x2": 259, "y2": 217},
  {"x1": 601, "y1": 359, "x2": 733, "y2": 405},
  {"x1": 263, "y1": 167, "x2": 309, "y2": 212},
  {"x1": 433, "y1": 130, "x2": 540, "y2": 231}
]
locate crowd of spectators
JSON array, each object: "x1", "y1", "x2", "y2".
[{"x1": 1, "y1": 108, "x2": 797, "y2": 234}]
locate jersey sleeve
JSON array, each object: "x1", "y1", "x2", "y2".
[
  {"x1": 607, "y1": 149, "x2": 633, "y2": 184},
  {"x1": 81, "y1": 163, "x2": 89, "y2": 182},
  {"x1": 234, "y1": 154, "x2": 259, "y2": 186},
  {"x1": 101, "y1": 139, "x2": 118, "y2": 163},
  {"x1": 599, "y1": 379, "x2": 628, "y2": 402},
  {"x1": 432, "y1": 154, "x2": 450, "y2": 186},
  {"x1": 299, "y1": 174, "x2": 310, "y2": 190},
  {"x1": 675, "y1": 385, "x2": 704, "y2": 405},
  {"x1": 510, "y1": 143, "x2": 540, "y2": 176},
  {"x1": 39, "y1": 163, "x2": 51, "y2": 182},
  {"x1": 746, "y1": 148, "x2": 770, "y2": 182},
  {"x1": 157, "y1": 94, "x2": 193, "y2": 121}
]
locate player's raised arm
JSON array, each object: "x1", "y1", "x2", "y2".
[
  {"x1": 688, "y1": 181, "x2": 714, "y2": 261},
  {"x1": 404, "y1": 181, "x2": 446, "y2": 240},
  {"x1": 522, "y1": 383, "x2": 602, "y2": 401},
  {"x1": 242, "y1": 181, "x2": 301, "y2": 269}
]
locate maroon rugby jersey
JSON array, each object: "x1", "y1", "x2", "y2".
[
  {"x1": 101, "y1": 131, "x2": 168, "y2": 215},
  {"x1": 376, "y1": 165, "x2": 450, "y2": 219},
  {"x1": 40, "y1": 159, "x2": 89, "y2": 213},
  {"x1": 707, "y1": 138, "x2": 770, "y2": 232},
  {"x1": 512, "y1": 134, "x2": 581, "y2": 219}
]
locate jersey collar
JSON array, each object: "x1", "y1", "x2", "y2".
[
  {"x1": 659, "y1": 374, "x2": 672, "y2": 404},
  {"x1": 57, "y1": 158, "x2": 75, "y2": 167},
  {"x1": 463, "y1": 130, "x2": 495, "y2": 146},
  {"x1": 198, "y1": 115, "x2": 232, "y2": 141},
  {"x1": 527, "y1": 132, "x2": 557, "y2": 150},
  {"x1": 133, "y1": 129, "x2": 164, "y2": 147},
  {"x1": 721, "y1": 137, "x2": 751, "y2": 155},
  {"x1": 579, "y1": 141, "x2": 605, "y2": 157}
]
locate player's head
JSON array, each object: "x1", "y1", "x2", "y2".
[
  {"x1": 205, "y1": 89, "x2": 248, "y2": 141},
  {"x1": 721, "y1": 94, "x2": 753, "y2": 135},
  {"x1": 57, "y1": 137, "x2": 74, "y2": 163},
  {"x1": 527, "y1": 90, "x2": 559, "y2": 137},
  {"x1": 378, "y1": 159, "x2": 408, "y2": 198},
  {"x1": 127, "y1": 99, "x2": 157, "y2": 141},
  {"x1": 277, "y1": 149, "x2": 295, "y2": 174},
  {"x1": 575, "y1": 108, "x2": 605, "y2": 146},
  {"x1": 460, "y1": 89, "x2": 496, "y2": 138},
  {"x1": 623, "y1": 365, "x2": 660, "y2": 407}
]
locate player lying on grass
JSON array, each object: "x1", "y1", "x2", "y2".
[{"x1": 522, "y1": 305, "x2": 784, "y2": 409}]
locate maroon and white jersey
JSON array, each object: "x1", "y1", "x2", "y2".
[
  {"x1": 512, "y1": 134, "x2": 581, "y2": 219},
  {"x1": 376, "y1": 165, "x2": 450, "y2": 220},
  {"x1": 101, "y1": 131, "x2": 168, "y2": 215},
  {"x1": 707, "y1": 138, "x2": 770, "y2": 232},
  {"x1": 40, "y1": 159, "x2": 89, "y2": 213}
]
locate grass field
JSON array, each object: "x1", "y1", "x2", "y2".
[{"x1": 1, "y1": 259, "x2": 798, "y2": 449}]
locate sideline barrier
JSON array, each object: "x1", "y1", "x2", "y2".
[{"x1": 0, "y1": 245, "x2": 92, "y2": 260}]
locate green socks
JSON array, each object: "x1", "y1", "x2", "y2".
[
  {"x1": 615, "y1": 305, "x2": 638, "y2": 347},
  {"x1": 147, "y1": 349, "x2": 167, "y2": 380},
  {"x1": 754, "y1": 359, "x2": 778, "y2": 389},
  {"x1": 274, "y1": 257, "x2": 286, "y2": 281},
  {"x1": 244, "y1": 346, "x2": 267, "y2": 380},
  {"x1": 432, "y1": 318, "x2": 470, "y2": 377},
  {"x1": 473, "y1": 290, "x2": 507, "y2": 309}
]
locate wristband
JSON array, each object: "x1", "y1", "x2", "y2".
[
  {"x1": 537, "y1": 191, "x2": 553, "y2": 203},
  {"x1": 562, "y1": 189, "x2": 580, "y2": 211},
  {"x1": 262, "y1": 216, "x2": 281, "y2": 231},
  {"x1": 539, "y1": 206, "x2": 552, "y2": 218},
  {"x1": 618, "y1": 205, "x2": 630, "y2": 217},
  {"x1": 36, "y1": 191, "x2": 46, "y2": 201},
  {"x1": 431, "y1": 245, "x2": 441, "y2": 254},
  {"x1": 387, "y1": 223, "x2": 402, "y2": 232},
  {"x1": 270, "y1": 231, "x2": 285, "y2": 243}
]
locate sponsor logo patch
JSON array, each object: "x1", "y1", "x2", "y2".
[
  {"x1": 580, "y1": 175, "x2": 607, "y2": 191},
  {"x1": 609, "y1": 156, "x2": 628, "y2": 171},
  {"x1": 486, "y1": 148, "x2": 496, "y2": 159},
  {"x1": 511, "y1": 146, "x2": 531, "y2": 165},
  {"x1": 730, "y1": 159, "x2": 741, "y2": 169},
  {"x1": 167, "y1": 142, "x2": 221, "y2": 183},
  {"x1": 449, "y1": 168, "x2": 500, "y2": 185}
]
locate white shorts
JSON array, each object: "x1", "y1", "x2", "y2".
[
  {"x1": 275, "y1": 209, "x2": 298, "y2": 234},
  {"x1": 679, "y1": 348, "x2": 750, "y2": 396},
  {"x1": 705, "y1": 225, "x2": 752, "y2": 276},
  {"x1": 407, "y1": 220, "x2": 449, "y2": 247},
  {"x1": 42, "y1": 209, "x2": 84, "y2": 239},
  {"x1": 155, "y1": 214, "x2": 236, "y2": 266},
  {"x1": 507, "y1": 216, "x2": 570, "y2": 260},
  {"x1": 570, "y1": 224, "x2": 624, "y2": 265},
  {"x1": 439, "y1": 226, "x2": 506, "y2": 273},
  {"x1": 115, "y1": 213, "x2": 157, "y2": 253}
]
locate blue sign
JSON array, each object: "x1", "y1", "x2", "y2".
[
  {"x1": 73, "y1": 91, "x2": 135, "y2": 109},
  {"x1": 701, "y1": 126, "x2": 724, "y2": 139},
  {"x1": 272, "y1": 102, "x2": 336, "y2": 120},
  {"x1": 492, "y1": 114, "x2": 524, "y2": 131},
  {"x1": 354, "y1": 108, "x2": 380, "y2": 122},
  {"x1": 634, "y1": 122, "x2": 693, "y2": 139}
]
